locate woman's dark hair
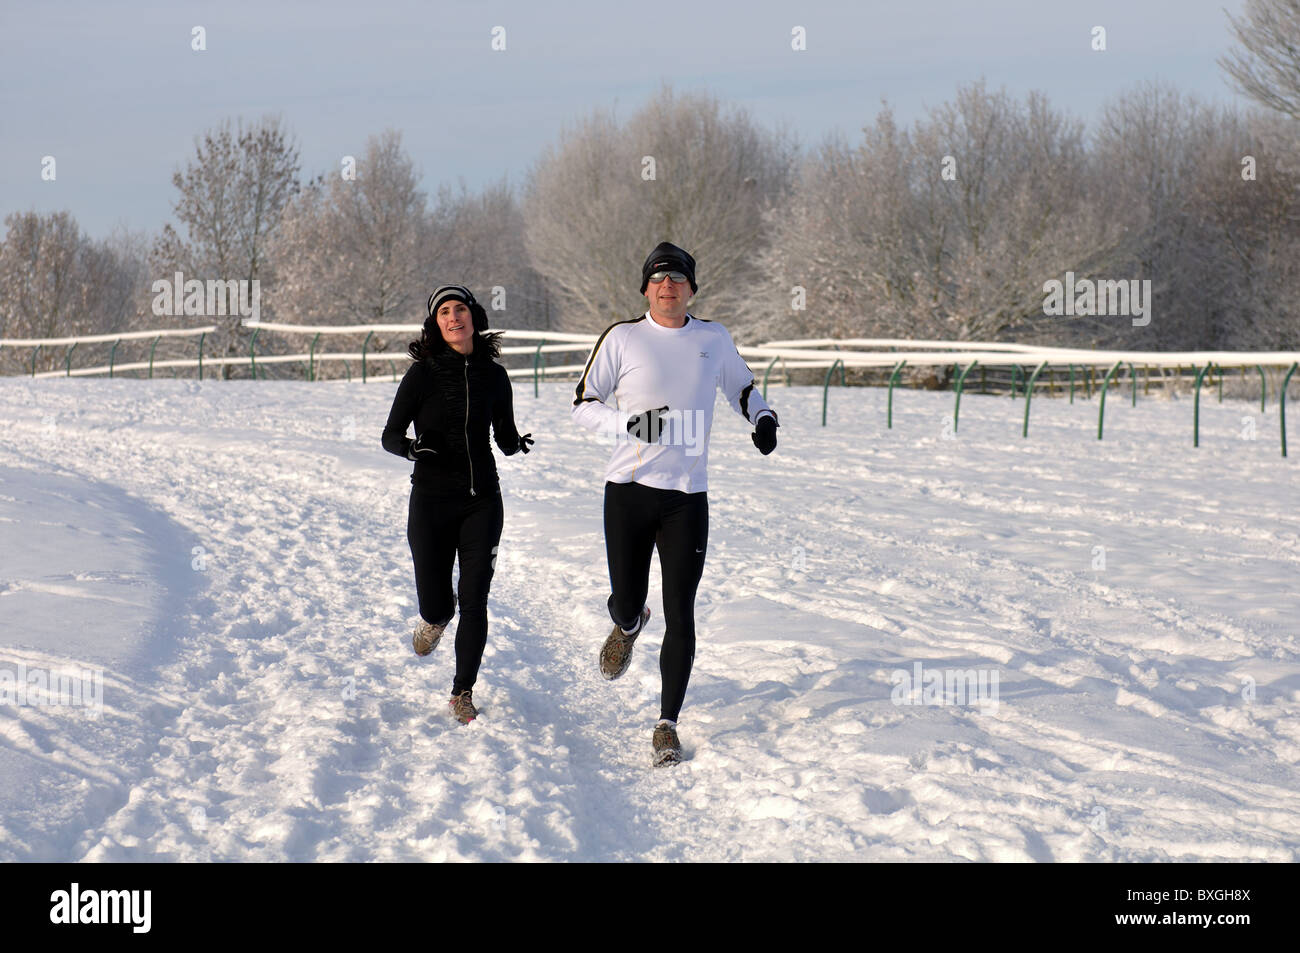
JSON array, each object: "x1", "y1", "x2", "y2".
[{"x1": 408, "y1": 320, "x2": 503, "y2": 363}]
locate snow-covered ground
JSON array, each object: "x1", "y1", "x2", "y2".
[{"x1": 0, "y1": 375, "x2": 1296, "y2": 862}]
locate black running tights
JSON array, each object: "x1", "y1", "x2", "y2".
[
  {"x1": 604, "y1": 480, "x2": 708, "y2": 722},
  {"x1": 407, "y1": 486, "x2": 503, "y2": 696}
]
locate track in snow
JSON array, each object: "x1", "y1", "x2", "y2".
[{"x1": 0, "y1": 377, "x2": 1296, "y2": 861}]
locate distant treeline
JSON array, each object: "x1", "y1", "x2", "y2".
[{"x1": 4, "y1": 22, "x2": 1300, "y2": 379}]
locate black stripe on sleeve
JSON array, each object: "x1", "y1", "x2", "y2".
[
  {"x1": 739, "y1": 380, "x2": 755, "y2": 422},
  {"x1": 572, "y1": 316, "x2": 644, "y2": 407}
]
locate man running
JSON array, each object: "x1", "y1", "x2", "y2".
[{"x1": 571, "y1": 241, "x2": 779, "y2": 766}]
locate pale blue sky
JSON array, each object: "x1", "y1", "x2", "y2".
[{"x1": 0, "y1": 0, "x2": 1253, "y2": 238}]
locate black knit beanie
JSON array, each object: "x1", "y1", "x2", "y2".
[{"x1": 640, "y1": 242, "x2": 697, "y2": 294}]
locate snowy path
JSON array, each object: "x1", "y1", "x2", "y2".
[{"x1": 0, "y1": 377, "x2": 1296, "y2": 861}]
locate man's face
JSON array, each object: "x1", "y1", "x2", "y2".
[{"x1": 644, "y1": 271, "x2": 693, "y2": 322}]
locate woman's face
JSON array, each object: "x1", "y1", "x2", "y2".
[{"x1": 436, "y1": 300, "x2": 474, "y2": 350}]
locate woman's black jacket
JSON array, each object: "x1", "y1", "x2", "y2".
[{"x1": 382, "y1": 344, "x2": 523, "y2": 496}]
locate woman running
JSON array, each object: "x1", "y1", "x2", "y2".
[{"x1": 382, "y1": 284, "x2": 533, "y2": 724}]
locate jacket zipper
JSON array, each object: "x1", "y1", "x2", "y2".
[{"x1": 464, "y1": 357, "x2": 475, "y2": 496}]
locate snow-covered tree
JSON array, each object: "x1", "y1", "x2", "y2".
[{"x1": 523, "y1": 86, "x2": 795, "y2": 336}]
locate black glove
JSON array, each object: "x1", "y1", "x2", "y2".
[
  {"x1": 626, "y1": 406, "x2": 670, "y2": 443},
  {"x1": 408, "y1": 434, "x2": 438, "y2": 461},
  {"x1": 752, "y1": 414, "x2": 778, "y2": 455},
  {"x1": 508, "y1": 433, "x2": 534, "y2": 456}
]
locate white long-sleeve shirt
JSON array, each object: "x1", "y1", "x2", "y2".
[{"x1": 571, "y1": 312, "x2": 777, "y2": 493}]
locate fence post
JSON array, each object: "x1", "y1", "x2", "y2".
[
  {"x1": 1022, "y1": 361, "x2": 1048, "y2": 437},
  {"x1": 64, "y1": 342, "x2": 77, "y2": 377},
  {"x1": 762, "y1": 355, "x2": 780, "y2": 399},
  {"x1": 1193, "y1": 364, "x2": 1211, "y2": 447},
  {"x1": 309, "y1": 332, "x2": 321, "y2": 381},
  {"x1": 1144, "y1": 364, "x2": 1151, "y2": 396},
  {"x1": 887, "y1": 360, "x2": 906, "y2": 429},
  {"x1": 31, "y1": 344, "x2": 41, "y2": 377},
  {"x1": 533, "y1": 339, "x2": 546, "y2": 398},
  {"x1": 1097, "y1": 361, "x2": 1121, "y2": 439},
  {"x1": 197, "y1": 332, "x2": 205, "y2": 381},
  {"x1": 1011, "y1": 364, "x2": 1024, "y2": 400},
  {"x1": 1086, "y1": 365, "x2": 1094, "y2": 400},
  {"x1": 822, "y1": 359, "x2": 844, "y2": 427},
  {"x1": 149, "y1": 335, "x2": 161, "y2": 380},
  {"x1": 1282, "y1": 362, "x2": 1298, "y2": 458},
  {"x1": 1256, "y1": 365, "x2": 1267, "y2": 412},
  {"x1": 343, "y1": 361, "x2": 351, "y2": 382},
  {"x1": 953, "y1": 361, "x2": 978, "y2": 433},
  {"x1": 362, "y1": 330, "x2": 374, "y2": 384},
  {"x1": 389, "y1": 360, "x2": 397, "y2": 383},
  {"x1": 249, "y1": 328, "x2": 260, "y2": 378},
  {"x1": 1129, "y1": 363, "x2": 1136, "y2": 407},
  {"x1": 108, "y1": 340, "x2": 120, "y2": 379},
  {"x1": 1069, "y1": 364, "x2": 1075, "y2": 404}
]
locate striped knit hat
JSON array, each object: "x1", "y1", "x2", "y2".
[{"x1": 425, "y1": 284, "x2": 488, "y2": 332}]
